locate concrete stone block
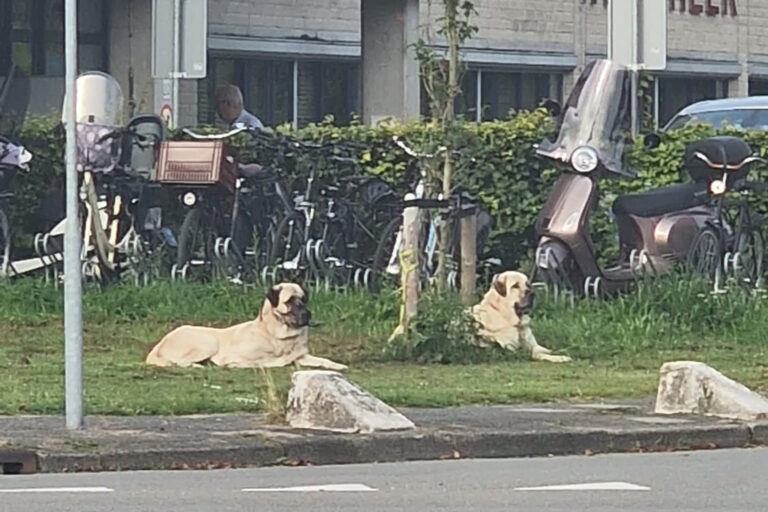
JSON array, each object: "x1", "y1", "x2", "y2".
[
  {"x1": 655, "y1": 361, "x2": 768, "y2": 421},
  {"x1": 286, "y1": 371, "x2": 416, "y2": 434}
]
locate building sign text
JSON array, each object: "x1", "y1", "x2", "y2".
[{"x1": 591, "y1": 0, "x2": 737, "y2": 16}]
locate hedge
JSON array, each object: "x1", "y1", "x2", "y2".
[{"x1": 6, "y1": 111, "x2": 768, "y2": 269}]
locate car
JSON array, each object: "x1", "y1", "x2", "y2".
[{"x1": 663, "y1": 96, "x2": 768, "y2": 132}]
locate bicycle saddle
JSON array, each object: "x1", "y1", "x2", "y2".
[{"x1": 685, "y1": 136, "x2": 761, "y2": 182}]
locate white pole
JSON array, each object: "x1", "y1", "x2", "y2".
[
  {"x1": 172, "y1": 0, "x2": 181, "y2": 128},
  {"x1": 64, "y1": 0, "x2": 84, "y2": 430},
  {"x1": 475, "y1": 70, "x2": 482, "y2": 122},
  {"x1": 630, "y1": 0, "x2": 639, "y2": 138},
  {"x1": 293, "y1": 60, "x2": 299, "y2": 130}
]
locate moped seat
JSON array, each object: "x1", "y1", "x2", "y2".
[{"x1": 612, "y1": 181, "x2": 710, "y2": 218}]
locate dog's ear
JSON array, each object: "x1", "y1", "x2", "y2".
[
  {"x1": 492, "y1": 275, "x2": 507, "y2": 297},
  {"x1": 266, "y1": 285, "x2": 281, "y2": 308},
  {"x1": 300, "y1": 283, "x2": 309, "y2": 303}
]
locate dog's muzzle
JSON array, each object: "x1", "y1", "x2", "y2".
[
  {"x1": 296, "y1": 308, "x2": 311, "y2": 328},
  {"x1": 515, "y1": 289, "x2": 535, "y2": 316}
]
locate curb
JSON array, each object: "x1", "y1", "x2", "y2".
[{"x1": 32, "y1": 423, "x2": 757, "y2": 473}]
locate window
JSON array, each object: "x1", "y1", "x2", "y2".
[
  {"x1": 247, "y1": 60, "x2": 293, "y2": 127},
  {"x1": 297, "y1": 61, "x2": 359, "y2": 126},
  {"x1": 481, "y1": 71, "x2": 559, "y2": 120},
  {"x1": 0, "y1": 0, "x2": 108, "y2": 76},
  {"x1": 199, "y1": 56, "x2": 361, "y2": 128},
  {"x1": 657, "y1": 77, "x2": 728, "y2": 126},
  {"x1": 421, "y1": 69, "x2": 562, "y2": 121},
  {"x1": 749, "y1": 79, "x2": 768, "y2": 96},
  {"x1": 420, "y1": 69, "x2": 478, "y2": 120}
]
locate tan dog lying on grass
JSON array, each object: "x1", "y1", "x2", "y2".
[
  {"x1": 471, "y1": 271, "x2": 572, "y2": 363},
  {"x1": 145, "y1": 283, "x2": 347, "y2": 370}
]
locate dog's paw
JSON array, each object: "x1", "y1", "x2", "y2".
[
  {"x1": 532, "y1": 349, "x2": 572, "y2": 363},
  {"x1": 543, "y1": 354, "x2": 572, "y2": 363}
]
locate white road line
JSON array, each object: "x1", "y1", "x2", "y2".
[
  {"x1": 515, "y1": 482, "x2": 650, "y2": 491},
  {"x1": 0, "y1": 487, "x2": 114, "y2": 494},
  {"x1": 242, "y1": 483, "x2": 378, "y2": 493}
]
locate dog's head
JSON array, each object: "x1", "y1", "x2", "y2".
[
  {"x1": 491, "y1": 271, "x2": 534, "y2": 318},
  {"x1": 265, "y1": 282, "x2": 311, "y2": 329}
]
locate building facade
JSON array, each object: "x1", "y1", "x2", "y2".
[{"x1": 1, "y1": 0, "x2": 767, "y2": 130}]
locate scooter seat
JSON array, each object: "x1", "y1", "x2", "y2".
[{"x1": 612, "y1": 182, "x2": 710, "y2": 218}]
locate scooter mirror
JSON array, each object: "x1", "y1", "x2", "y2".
[
  {"x1": 541, "y1": 99, "x2": 561, "y2": 118},
  {"x1": 644, "y1": 133, "x2": 662, "y2": 149}
]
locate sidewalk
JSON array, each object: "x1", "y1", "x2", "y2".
[{"x1": 1, "y1": 399, "x2": 766, "y2": 474}]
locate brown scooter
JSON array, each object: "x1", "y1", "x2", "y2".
[{"x1": 531, "y1": 59, "x2": 764, "y2": 298}]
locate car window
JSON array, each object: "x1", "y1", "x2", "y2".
[{"x1": 667, "y1": 108, "x2": 768, "y2": 131}]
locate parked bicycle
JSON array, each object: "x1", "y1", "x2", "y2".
[
  {"x1": 0, "y1": 136, "x2": 33, "y2": 277},
  {"x1": 683, "y1": 136, "x2": 766, "y2": 292},
  {"x1": 371, "y1": 136, "x2": 496, "y2": 291}
]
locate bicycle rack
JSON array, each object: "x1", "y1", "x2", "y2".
[
  {"x1": 583, "y1": 275, "x2": 604, "y2": 300},
  {"x1": 534, "y1": 245, "x2": 576, "y2": 306}
]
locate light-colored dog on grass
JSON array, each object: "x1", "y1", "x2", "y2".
[
  {"x1": 145, "y1": 283, "x2": 347, "y2": 370},
  {"x1": 471, "y1": 271, "x2": 571, "y2": 363}
]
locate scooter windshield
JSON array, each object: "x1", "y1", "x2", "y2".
[
  {"x1": 537, "y1": 59, "x2": 635, "y2": 178},
  {"x1": 61, "y1": 72, "x2": 124, "y2": 126}
]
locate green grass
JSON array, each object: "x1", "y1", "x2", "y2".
[{"x1": 0, "y1": 276, "x2": 766, "y2": 415}]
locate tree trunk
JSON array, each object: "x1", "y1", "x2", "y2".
[{"x1": 437, "y1": 0, "x2": 459, "y2": 292}]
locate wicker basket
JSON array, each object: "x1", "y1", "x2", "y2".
[{"x1": 156, "y1": 141, "x2": 238, "y2": 193}]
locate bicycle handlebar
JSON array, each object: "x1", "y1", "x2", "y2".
[
  {"x1": 181, "y1": 126, "x2": 248, "y2": 140},
  {"x1": 392, "y1": 136, "x2": 447, "y2": 159}
]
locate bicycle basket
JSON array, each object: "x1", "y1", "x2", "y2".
[{"x1": 76, "y1": 122, "x2": 121, "y2": 174}]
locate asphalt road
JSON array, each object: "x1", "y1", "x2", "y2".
[{"x1": 1, "y1": 448, "x2": 765, "y2": 512}]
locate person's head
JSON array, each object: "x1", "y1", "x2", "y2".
[{"x1": 214, "y1": 85, "x2": 244, "y2": 124}]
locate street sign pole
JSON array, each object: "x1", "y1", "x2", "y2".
[
  {"x1": 63, "y1": 0, "x2": 83, "y2": 430},
  {"x1": 608, "y1": 0, "x2": 667, "y2": 135},
  {"x1": 152, "y1": 0, "x2": 208, "y2": 128},
  {"x1": 630, "y1": 0, "x2": 639, "y2": 138},
  {"x1": 172, "y1": 0, "x2": 181, "y2": 129}
]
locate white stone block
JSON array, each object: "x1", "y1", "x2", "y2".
[
  {"x1": 286, "y1": 371, "x2": 416, "y2": 433},
  {"x1": 655, "y1": 361, "x2": 768, "y2": 421}
]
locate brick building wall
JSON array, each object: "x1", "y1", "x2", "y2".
[{"x1": 132, "y1": 0, "x2": 768, "y2": 126}]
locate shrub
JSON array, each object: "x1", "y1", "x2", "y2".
[
  {"x1": 9, "y1": 112, "x2": 768, "y2": 269},
  {"x1": 384, "y1": 290, "x2": 513, "y2": 364}
]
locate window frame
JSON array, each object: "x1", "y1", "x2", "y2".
[{"x1": 0, "y1": 0, "x2": 109, "y2": 76}]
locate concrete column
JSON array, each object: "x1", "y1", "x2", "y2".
[
  {"x1": 566, "y1": 0, "x2": 588, "y2": 95},
  {"x1": 361, "y1": 0, "x2": 420, "y2": 126},
  {"x1": 109, "y1": 0, "x2": 154, "y2": 120},
  {"x1": 731, "y1": 0, "x2": 750, "y2": 97}
]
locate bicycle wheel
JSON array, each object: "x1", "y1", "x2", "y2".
[
  {"x1": 321, "y1": 219, "x2": 353, "y2": 289},
  {"x1": 176, "y1": 207, "x2": 215, "y2": 280},
  {"x1": 268, "y1": 213, "x2": 306, "y2": 276},
  {"x1": 371, "y1": 217, "x2": 403, "y2": 292},
  {"x1": 0, "y1": 209, "x2": 9, "y2": 277},
  {"x1": 687, "y1": 227, "x2": 722, "y2": 282},
  {"x1": 735, "y1": 228, "x2": 764, "y2": 287},
  {"x1": 232, "y1": 211, "x2": 278, "y2": 279}
]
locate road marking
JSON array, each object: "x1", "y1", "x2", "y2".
[
  {"x1": 242, "y1": 483, "x2": 378, "y2": 493},
  {"x1": 515, "y1": 482, "x2": 650, "y2": 491},
  {"x1": 0, "y1": 487, "x2": 114, "y2": 494}
]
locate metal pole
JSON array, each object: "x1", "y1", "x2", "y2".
[
  {"x1": 630, "y1": 0, "x2": 639, "y2": 138},
  {"x1": 653, "y1": 76, "x2": 660, "y2": 129},
  {"x1": 475, "y1": 70, "x2": 482, "y2": 122},
  {"x1": 172, "y1": 0, "x2": 181, "y2": 128},
  {"x1": 292, "y1": 59, "x2": 299, "y2": 130},
  {"x1": 64, "y1": 0, "x2": 83, "y2": 430}
]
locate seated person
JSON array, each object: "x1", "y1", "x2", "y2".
[{"x1": 214, "y1": 85, "x2": 266, "y2": 178}]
